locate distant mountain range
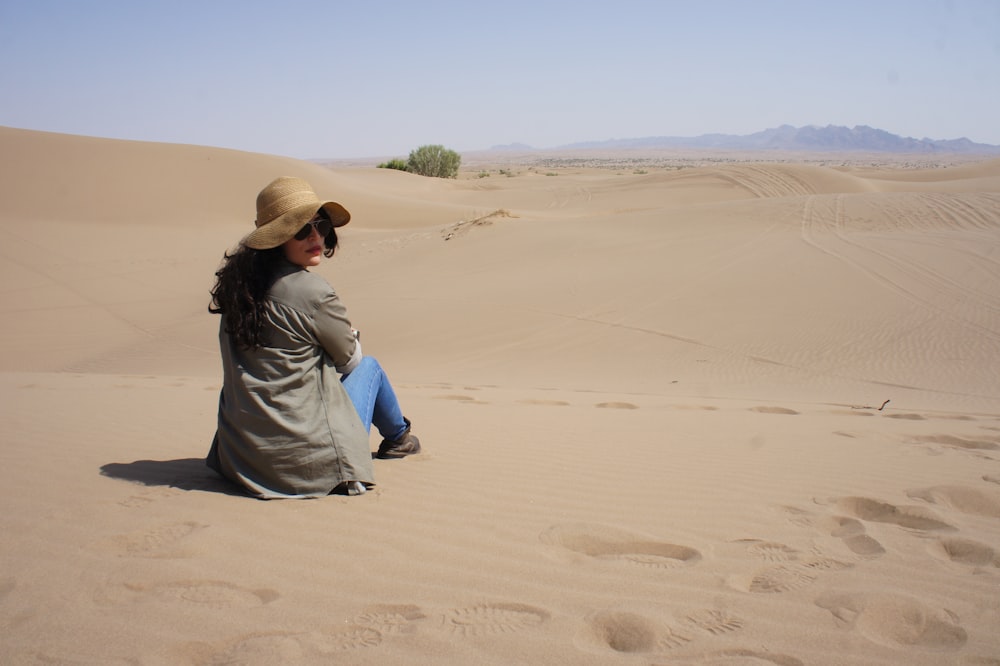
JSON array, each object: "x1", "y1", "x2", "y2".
[{"x1": 491, "y1": 125, "x2": 1000, "y2": 154}]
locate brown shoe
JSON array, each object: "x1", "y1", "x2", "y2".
[{"x1": 376, "y1": 418, "x2": 421, "y2": 459}]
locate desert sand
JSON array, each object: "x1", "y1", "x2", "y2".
[{"x1": 1, "y1": 125, "x2": 999, "y2": 665}]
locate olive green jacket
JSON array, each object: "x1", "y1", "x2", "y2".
[{"x1": 207, "y1": 261, "x2": 373, "y2": 498}]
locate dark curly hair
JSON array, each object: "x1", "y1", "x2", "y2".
[{"x1": 209, "y1": 222, "x2": 339, "y2": 350}]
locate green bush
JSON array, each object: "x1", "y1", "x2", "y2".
[
  {"x1": 376, "y1": 158, "x2": 409, "y2": 171},
  {"x1": 406, "y1": 144, "x2": 461, "y2": 178}
]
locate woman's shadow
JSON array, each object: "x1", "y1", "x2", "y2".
[{"x1": 100, "y1": 458, "x2": 243, "y2": 496}]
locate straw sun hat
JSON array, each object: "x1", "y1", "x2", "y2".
[{"x1": 243, "y1": 176, "x2": 351, "y2": 250}]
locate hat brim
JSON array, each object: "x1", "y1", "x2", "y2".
[{"x1": 243, "y1": 200, "x2": 350, "y2": 250}]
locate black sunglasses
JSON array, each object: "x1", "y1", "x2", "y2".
[{"x1": 294, "y1": 218, "x2": 333, "y2": 241}]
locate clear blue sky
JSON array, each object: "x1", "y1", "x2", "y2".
[{"x1": 1, "y1": 0, "x2": 998, "y2": 158}]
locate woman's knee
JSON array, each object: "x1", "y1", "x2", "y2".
[{"x1": 359, "y1": 356, "x2": 383, "y2": 374}]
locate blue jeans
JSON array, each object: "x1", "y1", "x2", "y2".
[{"x1": 341, "y1": 357, "x2": 408, "y2": 441}]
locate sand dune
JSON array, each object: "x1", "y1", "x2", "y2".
[{"x1": 1, "y1": 127, "x2": 999, "y2": 664}]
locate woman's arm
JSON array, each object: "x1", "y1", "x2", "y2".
[{"x1": 314, "y1": 290, "x2": 363, "y2": 375}]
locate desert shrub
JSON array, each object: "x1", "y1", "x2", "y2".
[
  {"x1": 377, "y1": 158, "x2": 409, "y2": 171},
  {"x1": 406, "y1": 144, "x2": 461, "y2": 178}
]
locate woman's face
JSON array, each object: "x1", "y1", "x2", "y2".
[{"x1": 282, "y1": 216, "x2": 329, "y2": 268}]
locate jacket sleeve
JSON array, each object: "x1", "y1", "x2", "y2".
[{"x1": 314, "y1": 289, "x2": 363, "y2": 375}]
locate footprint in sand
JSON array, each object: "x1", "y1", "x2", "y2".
[
  {"x1": 751, "y1": 406, "x2": 799, "y2": 415},
  {"x1": 734, "y1": 557, "x2": 849, "y2": 594},
  {"x1": 541, "y1": 524, "x2": 702, "y2": 569},
  {"x1": 199, "y1": 625, "x2": 382, "y2": 664},
  {"x1": 743, "y1": 540, "x2": 799, "y2": 563},
  {"x1": 928, "y1": 537, "x2": 1000, "y2": 568},
  {"x1": 582, "y1": 607, "x2": 747, "y2": 656},
  {"x1": 910, "y1": 434, "x2": 999, "y2": 452},
  {"x1": 352, "y1": 603, "x2": 426, "y2": 635},
  {"x1": 117, "y1": 486, "x2": 183, "y2": 508},
  {"x1": 838, "y1": 533, "x2": 885, "y2": 558},
  {"x1": 772, "y1": 505, "x2": 815, "y2": 529},
  {"x1": 656, "y1": 649, "x2": 805, "y2": 666},
  {"x1": 581, "y1": 610, "x2": 692, "y2": 653},
  {"x1": 682, "y1": 609, "x2": 745, "y2": 637},
  {"x1": 907, "y1": 485, "x2": 1000, "y2": 519},
  {"x1": 834, "y1": 409, "x2": 875, "y2": 417},
  {"x1": 596, "y1": 401, "x2": 639, "y2": 410},
  {"x1": 816, "y1": 515, "x2": 886, "y2": 558},
  {"x1": 434, "y1": 394, "x2": 487, "y2": 405},
  {"x1": 727, "y1": 533, "x2": 853, "y2": 594},
  {"x1": 816, "y1": 592, "x2": 967, "y2": 651},
  {"x1": 836, "y1": 497, "x2": 956, "y2": 532},
  {"x1": 439, "y1": 602, "x2": 548, "y2": 636},
  {"x1": 118, "y1": 495, "x2": 156, "y2": 508},
  {"x1": 517, "y1": 398, "x2": 570, "y2": 407},
  {"x1": 122, "y1": 580, "x2": 278, "y2": 608},
  {"x1": 95, "y1": 521, "x2": 207, "y2": 558}
]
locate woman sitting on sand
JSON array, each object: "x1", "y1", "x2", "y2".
[{"x1": 206, "y1": 176, "x2": 420, "y2": 499}]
